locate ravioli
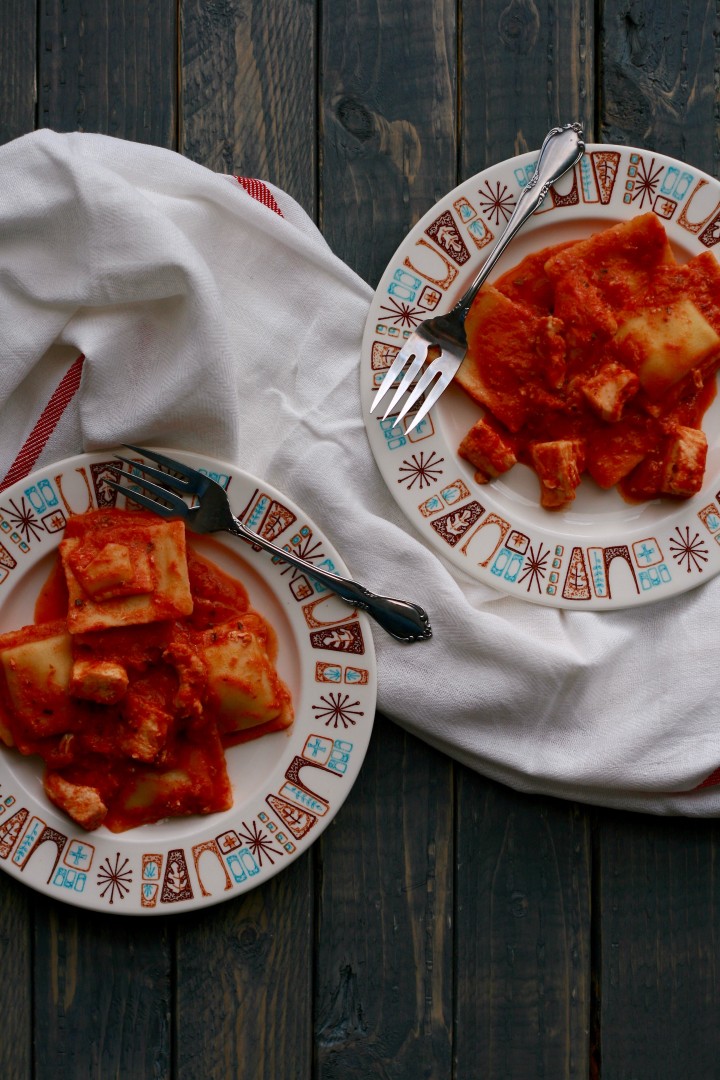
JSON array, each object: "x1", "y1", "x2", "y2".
[
  {"x1": 456, "y1": 213, "x2": 720, "y2": 509},
  {"x1": 0, "y1": 509, "x2": 294, "y2": 832},
  {"x1": 60, "y1": 511, "x2": 193, "y2": 632}
]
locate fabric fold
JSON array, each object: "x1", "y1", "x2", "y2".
[{"x1": 1, "y1": 128, "x2": 719, "y2": 815}]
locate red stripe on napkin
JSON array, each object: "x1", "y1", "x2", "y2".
[
  {"x1": 693, "y1": 767, "x2": 720, "y2": 790},
  {"x1": 0, "y1": 353, "x2": 85, "y2": 492},
  {"x1": 234, "y1": 176, "x2": 284, "y2": 217}
]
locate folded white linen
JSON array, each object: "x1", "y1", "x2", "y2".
[{"x1": 1, "y1": 128, "x2": 719, "y2": 815}]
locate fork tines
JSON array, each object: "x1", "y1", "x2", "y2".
[
  {"x1": 370, "y1": 339, "x2": 428, "y2": 419},
  {"x1": 122, "y1": 445, "x2": 196, "y2": 488},
  {"x1": 103, "y1": 445, "x2": 197, "y2": 517},
  {"x1": 105, "y1": 468, "x2": 187, "y2": 517},
  {"x1": 392, "y1": 355, "x2": 454, "y2": 432}
]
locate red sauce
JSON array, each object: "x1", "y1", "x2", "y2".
[
  {"x1": 457, "y1": 214, "x2": 720, "y2": 508},
  {"x1": 1, "y1": 514, "x2": 292, "y2": 832}
]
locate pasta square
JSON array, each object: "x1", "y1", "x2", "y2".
[
  {"x1": 60, "y1": 510, "x2": 193, "y2": 632},
  {"x1": 0, "y1": 621, "x2": 73, "y2": 740},
  {"x1": 0, "y1": 510, "x2": 294, "y2": 832},
  {"x1": 456, "y1": 213, "x2": 720, "y2": 507}
]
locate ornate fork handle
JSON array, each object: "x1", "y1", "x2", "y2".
[
  {"x1": 227, "y1": 515, "x2": 432, "y2": 644},
  {"x1": 454, "y1": 122, "x2": 585, "y2": 321}
]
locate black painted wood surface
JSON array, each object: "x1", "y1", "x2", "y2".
[{"x1": 0, "y1": 3, "x2": 719, "y2": 1078}]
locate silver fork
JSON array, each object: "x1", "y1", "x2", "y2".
[
  {"x1": 369, "y1": 122, "x2": 585, "y2": 435},
  {"x1": 106, "y1": 446, "x2": 432, "y2": 643}
]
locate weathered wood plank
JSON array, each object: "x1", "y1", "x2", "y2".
[
  {"x1": 0, "y1": 2, "x2": 37, "y2": 1044},
  {"x1": 317, "y1": 5, "x2": 455, "y2": 1073},
  {"x1": 320, "y1": 0, "x2": 457, "y2": 286},
  {"x1": 459, "y1": 0, "x2": 596, "y2": 177},
  {"x1": 0, "y1": 876, "x2": 33, "y2": 1080},
  {"x1": 595, "y1": 813, "x2": 720, "y2": 1078},
  {"x1": 180, "y1": 0, "x2": 316, "y2": 217},
  {"x1": 454, "y1": 772, "x2": 592, "y2": 1079},
  {"x1": 26, "y1": 8, "x2": 179, "y2": 1079},
  {"x1": 175, "y1": 7, "x2": 317, "y2": 1079},
  {"x1": 314, "y1": 716, "x2": 453, "y2": 1079},
  {"x1": 599, "y1": 0, "x2": 719, "y2": 177},
  {"x1": 33, "y1": 902, "x2": 172, "y2": 1079},
  {"x1": 175, "y1": 861, "x2": 314, "y2": 1080},
  {"x1": 595, "y1": 3, "x2": 720, "y2": 1075},
  {"x1": 38, "y1": 0, "x2": 177, "y2": 147},
  {"x1": 0, "y1": 0, "x2": 36, "y2": 145},
  {"x1": 455, "y1": 4, "x2": 596, "y2": 1075}
]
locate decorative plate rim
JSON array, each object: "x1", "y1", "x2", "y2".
[
  {"x1": 361, "y1": 142, "x2": 720, "y2": 610},
  {"x1": 0, "y1": 448, "x2": 377, "y2": 914}
]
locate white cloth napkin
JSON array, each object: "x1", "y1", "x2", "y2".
[{"x1": 2, "y1": 128, "x2": 720, "y2": 815}]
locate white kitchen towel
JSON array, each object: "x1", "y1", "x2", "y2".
[{"x1": 1, "y1": 128, "x2": 720, "y2": 815}]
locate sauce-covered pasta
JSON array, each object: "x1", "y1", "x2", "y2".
[
  {"x1": 456, "y1": 213, "x2": 720, "y2": 509},
  {"x1": 0, "y1": 509, "x2": 293, "y2": 832}
]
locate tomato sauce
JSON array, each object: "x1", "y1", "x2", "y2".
[
  {"x1": 457, "y1": 214, "x2": 720, "y2": 508},
  {"x1": 0, "y1": 516, "x2": 292, "y2": 832}
]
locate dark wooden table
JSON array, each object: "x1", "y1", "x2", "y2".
[{"x1": 2, "y1": 3, "x2": 719, "y2": 1078}]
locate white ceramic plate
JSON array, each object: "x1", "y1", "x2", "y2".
[
  {"x1": 361, "y1": 144, "x2": 720, "y2": 609},
  {"x1": 0, "y1": 449, "x2": 376, "y2": 913}
]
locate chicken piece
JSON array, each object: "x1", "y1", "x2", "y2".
[
  {"x1": 534, "y1": 316, "x2": 567, "y2": 389},
  {"x1": 69, "y1": 659, "x2": 129, "y2": 704},
  {"x1": 660, "y1": 426, "x2": 708, "y2": 497},
  {"x1": 581, "y1": 362, "x2": 640, "y2": 423},
  {"x1": 44, "y1": 772, "x2": 108, "y2": 830},
  {"x1": 122, "y1": 682, "x2": 174, "y2": 762},
  {"x1": 459, "y1": 419, "x2": 517, "y2": 483},
  {"x1": 530, "y1": 439, "x2": 586, "y2": 510},
  {"x1": 163, "y1": 639, "x2": 207, "y2": 720}
]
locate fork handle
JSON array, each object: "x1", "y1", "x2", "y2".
[
  {"x1": 455, "y1": 122, "x2": 585, "y2": 320},
  {"x1": 228, "y1": 517, "x2": 432, "y2": 644}
]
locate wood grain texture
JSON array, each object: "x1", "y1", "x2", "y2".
[
  {"x1": 599, "y1": 0, "x2": 719, "y2": 177},
  {"x1": 0, "y1": 0, "x2": 37, "y2": 145},
  {"x1": 175, "y1": 859, "x2": 314, "y2": 1080},
  {"x1": 3, "y1": 5, "x2": 720, "y2": 1080},
  {"x1": 595, "y1": 7, "x2": 720, "y2": 1074},
  {"x1": 595, "y1": 814, "x2": 720, "y2": 1079},
  {"x1": 460, "y1": 0, "x2": 596, "y2": 177},
  {"x1": 33, "y1": 901, "x2": 172, "y2": 1079},
  {"x1": 314, "y1": 716, "x2": 453, "y2": 1079},
  {"x1": 180, "y1": 0, "x2": 317, "y2": 217},
  {"x1": 38, "y1": 0, "x2": 177, "y2": 147},
  {"x1": 320, "y1": 0, "x2": 457, "y2": 286},
  {"x1": 0, "y1": 876, "x2": 33, "y2": 1080},
  {"x1": 454, "y1": 771, "x2": 592, "y2": 1079},
  {"x1": 174, "y1": 10, "x2": 317, "y2": 1070},
  {"x1": 316, "y1": 16, "x2": 457, "y2": 1069}
]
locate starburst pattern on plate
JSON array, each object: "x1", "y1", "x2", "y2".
[
  {"x1": 668, "y1": 526, "x2": 709, "y2": 573},
  {"x1": 97, "y1": 853, "x2": 133, "y2": 904},
  {"x1": 236, "y1": 819, "x2": 284, "y2": 867},
  {"x1": 278, "y1": 533, "x2": 326, "y2": 578},
  {"x1": 0, "y1": 496, "x2": 44, "y2": 543},
  {"x1": 378, "y1": 297, "x2": 425, "y2": 328},
  {"x1": 397, "y1": 451, "x2": 445, "y2": 490},
  {"x1": 478, "y1": 179, "x2": 516, "y2": 225},
  {"x1": 312, "y1": 692, "x2": 364, "y2": 729},
  {"x1": 519, "y1": 543, "x2": 550, "y2": 593},
  {"x1": 630, "y1": 156, "x2": 663, "y2": 208}
]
